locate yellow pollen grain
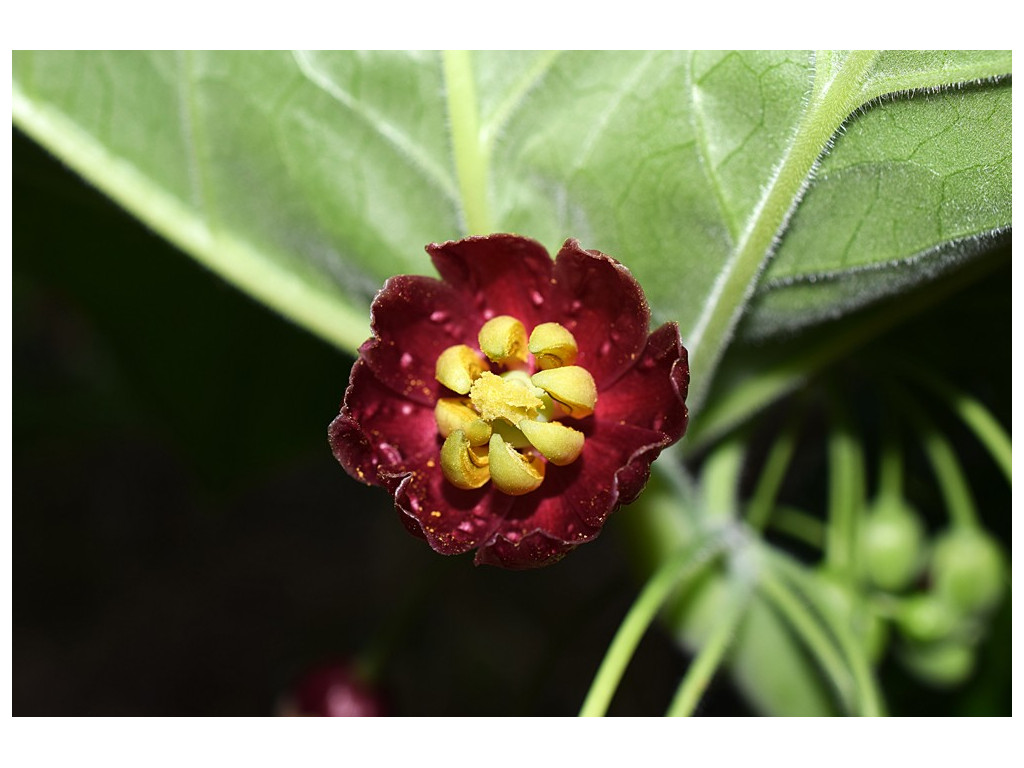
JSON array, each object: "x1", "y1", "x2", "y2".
[{"x1": 469, "y1": 371, "x2": 543, "y2": 424}]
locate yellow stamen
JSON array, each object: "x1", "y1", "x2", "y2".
[
  {"x1": 531, "y1": 366, "x2": 598, "y2": 418},
  {"x1": 478, "y1": 315, "x2": 528, "y2": 366},
  {"x1": 434, "y1": 397, "x2": 480, "y2": 438},
  {"x1": 491, "y1": 419, "x2": 532, "y2": 449},
  {"x1": 440, "y1": 429, "x2": 490, "y2": 489},
  {"x1": 487, "y1": 433, "x2": 545, "y2": 495},
  {"x1": 435, "y1": 344, "x2": 488, "y2": 395},
  {"x1": 528, "y1": 322, "x2": 578, "y2": 370},
  {"x1": 518, "y1": 419, "x2": 585, "y2": 466},
  {"x1": 464, "y1": 418, "x2": 492, "y2": 447}
]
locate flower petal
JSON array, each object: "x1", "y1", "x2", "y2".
[
  {"x1": 329, "y1": 358, "x2": 439, "y2": 492},
  {"x1": 594, "y1": 322, "x2": 689, "y2": 441},
  {"x1": 549, "y1": 239, "x2": 651, "y2": 388},
  {"x1": 362, "y1": 274, "x2": 478, "y2": 405},
  {"x1": 474, "y1": 530, "x2": 578, "y2": 570},
  {"x1": 427, "y1": 234, "x2": 554, "y2": 330},
  {"x1": 392, "y1": 466, "x2": 512, "y2": 556}
]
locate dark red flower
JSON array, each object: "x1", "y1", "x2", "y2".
[
  {"x1": 329, "y1": 235, "x2": 689, "y2": 569},
  {"x1": 277, "y1": 661, "x2": 387, "y2": 717}
]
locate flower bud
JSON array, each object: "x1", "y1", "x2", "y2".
[
  {"x1": 900, "y1": 639, "x2": 975, "y2": 688},
  {"x1": 895, "y1": 593, "x2": 960, "y2": 643},
  {"x1": 859, "y1": 498, "x2": 925, "y2": 593},
  {"x1": 277, "y1": 662, "x2": 387, "y2": 717},
  {"x1": 931, "y1": 528, "x2": 1005, "y2": 615}
]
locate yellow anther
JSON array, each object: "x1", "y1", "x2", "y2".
[
  {"x1": 518, "y1": 419, "x2": 585, "y2": 466},
  {"x1": 434, "y1": 397, "x2": 479, "y2": 438},
  {"x1": 469, "y1": 371, "x2": 543, "y2": 424},
  {"x1": 528, "y1": 322, "x2": 578, "y2": 369},
  {"x1": 531, "y1": 366, "x2": 598, "y2": 418},
  {"x1": 440, "y1": 429, "x2": 490, "y2": 490},
  {"x1": 435, "y1": 344, "x2": 488, "y2": 395},
  {"x1": 487, "y1": 434, "x2": 545, "y2": 496},
  {"x1": 478, "y1": 315, "x2": 528, "y2": 366},
  {"x1": 464, "y1": 419, "x2": 492, "y2": 447}
]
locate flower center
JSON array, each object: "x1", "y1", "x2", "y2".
[{"x1": 433, "y1": 315, "x2": 597, "y2": 496}]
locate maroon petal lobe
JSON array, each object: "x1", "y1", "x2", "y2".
[
  {"x1": 392, "y1": 466, "x2": 512, "y2": 556},
  {"x1": 329, "y1": 359, "x2": 439, "y2": 492},
  {"x1": 595, "y1": 322, "x2": 689, "y2": 440},
  {"x1": 566, "y1": 419, "x2": 675, "y2": 526},
  {"x1": 427, "y1": 234, "x2": 555, "y2": 330},
  {"x1": 362, "y1": 274, "x2": 478, "y2": 406},
  {"x1": 474, "y1": 530, "x2": 578, "y2": 569},
  {"x1": 549, "y1": 240, "x2": 651, "y2": 388},
  {"x1": 484, "y1": 459, "x2": 605, "y2": 548}
]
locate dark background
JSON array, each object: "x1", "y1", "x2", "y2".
[{"x1": 13, "y1": 128, "x2": 1010, "y2": 716}]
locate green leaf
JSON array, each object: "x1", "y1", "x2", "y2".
[
  {"x1": 13, "y1": 51, "x2": 1010, "y2": 423},
  {"x1": 746, "y1": 76, "x2": 1011, "y2": 340}
]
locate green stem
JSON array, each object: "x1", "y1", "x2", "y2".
[
  {"x1": 768, "y1": 505, "x2": 826, "y2": 549},
  {"x1": 578, "y1": 536, "x2": 723, "y2": 717},
  {"x1": 700, "y1": 430, "x2": 747, "y2": 522},
  {"x1": 686, "y1": 51, "x2": 878, "y2": 413},
  {"x1": 876, "y1": 415, "x2": 904, "y2": 503},
  {"x1": 769, "y1": 553, "x2": 885, "y2": 716},
  {"x1": 665, "y1": 579, "x2": 751, "y2": 716},
  {"x1": 758, "y1": 569, "x2": 857, "y2": 714},
  {"x1": 824, "y1": 390, "x2": 865, "y2": 582},
  {"x1": 891, "y1": 357, "x2": 1011, "y2": 484},
  {"x1": 887, "y1": 381, "x2": 979, "y2": 529},
  {"x1": 442, "y1": 50, "x2": 493, "y2": 235},
  {"x1": 746, "y1": 411, "x2": 802, "y2": 531}
]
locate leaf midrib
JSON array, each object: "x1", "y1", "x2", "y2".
[{"x1": 685, "y1": 51, "x2": 880, "y2": 414}]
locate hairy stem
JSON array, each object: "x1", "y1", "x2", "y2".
[{"x1": 685, "y1": 51, "x2": 878, "y2": 414}]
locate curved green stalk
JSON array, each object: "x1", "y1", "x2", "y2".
[
  {"x1": 747, "y1": 411, "x2": 802, "y2": 531},
  {"x1": 758, "y1": 569, "x2": 857, "y2": 714},
  {"x1": 666, "y1": 579, "x2": 752, "y2": 716},
  {"x1": 769, "y1": 553, "x2": 885, "y2": 716},
  {"x1": 768, "y1": 505, "x2": 826, "y2": 549},
  {"x1": 700, "y1": 429, "x2": 747, "y2": 522},
  {"x1": 579, "y1": 536, "x2": 724, "y2": 717},
  {"x1": 876, "y1": 416, "x2": 904, "y2": 503},
  {"x1": 891, "y1": 358, "x2": 1011, "y2": 484},
  {"x1": 887, "y1": 381, "x2": 979, "y2": 529},
  {"x1": 824, "y1": 391, "x2": 866, "y2": 581}
]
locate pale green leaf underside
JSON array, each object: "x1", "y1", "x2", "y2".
[{"x1": 13, "y1": 50, "x2": 1011, "y2": 421}]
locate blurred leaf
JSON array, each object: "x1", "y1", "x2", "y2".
[{"x1": 13, "y1": 51, "x2": 1011, "y2": 424}]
